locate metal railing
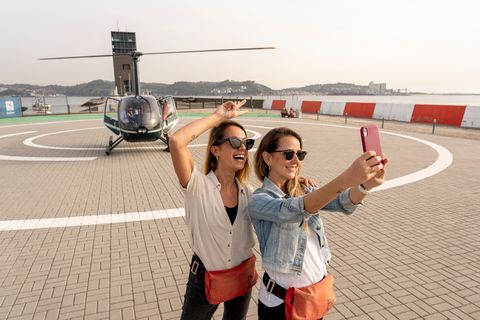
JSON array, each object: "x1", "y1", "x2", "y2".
[{"x1": 20, "y1": 96, "x2": 106, "y2": 116}]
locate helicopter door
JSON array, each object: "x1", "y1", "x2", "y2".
[
  {"x1": 159, "y1": 96, "x2": 179, "y2": 136},
  {"x1": 104, "y1": 98, "x2": 121, "y2": 135}
]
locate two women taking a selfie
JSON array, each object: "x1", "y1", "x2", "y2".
[{"x1": 169, "y1": 101, "x2": 388, "y2": 320}]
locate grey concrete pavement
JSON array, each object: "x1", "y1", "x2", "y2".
[{"x1": 1, "y1": 115, "x2": 479, "y2": 319}]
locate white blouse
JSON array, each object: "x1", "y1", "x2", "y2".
[{"x1": 182, "y1": 165, "x2": 256, "y2": 271}]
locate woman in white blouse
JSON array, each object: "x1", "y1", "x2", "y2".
[{"x1": 169, "y1": 100, "x2": 256, "y2": 320}]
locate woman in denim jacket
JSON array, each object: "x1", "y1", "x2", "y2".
[{"x1": 248, "y1": 127, "x2": 388, "y2": 320}]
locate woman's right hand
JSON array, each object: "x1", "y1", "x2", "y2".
[
  {"x1": 214, "y1": 100, "x2": 248, "y2": 120},
  {"x1": 342, "y1": 151, "x2": 384, "y2": 187}
]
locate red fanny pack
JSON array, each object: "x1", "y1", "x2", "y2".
[
  {"x1": 204, "y1": 254, "x2": 258, "y2": 305},
  {"x1": 284, "y1": 274, "x2": 336, "y2": 320}
]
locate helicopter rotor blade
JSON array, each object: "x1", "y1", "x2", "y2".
[
  {"x1": 38, "y1": 53, "x2": 128, "y2": 60},
  {"x1": 38, "y1": 47, "x2": 275, "y2": 60},
  {"x1": 141, "y1": 47, "x2": 276, "y2": 56}
]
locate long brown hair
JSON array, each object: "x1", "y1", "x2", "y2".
[
  {"x1": 204, "y1": 120, "x2": 251, "y2": 184},
  {"x1": 254, "y1": 127, "x2": 305, "y2": 197}
]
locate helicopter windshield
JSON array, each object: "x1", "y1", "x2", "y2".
[{"x1": 119, "y1": 96, "x2": 161, "y2": 132}]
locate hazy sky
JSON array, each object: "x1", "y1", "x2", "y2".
[{"x1": 2, "y1": 0, "x2": 479, "y2": 93}]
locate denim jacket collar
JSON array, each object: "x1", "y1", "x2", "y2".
[{"x1": 261, "y1": 177, "x2": 289, "y2": 198}]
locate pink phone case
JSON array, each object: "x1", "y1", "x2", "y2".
[{"x1": 360, "y1": 125, "x2": 384, "y2": 165}]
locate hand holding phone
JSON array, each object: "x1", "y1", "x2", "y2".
[{"x1": 360, "y1": 125, "x2": 384, "y2": 165}]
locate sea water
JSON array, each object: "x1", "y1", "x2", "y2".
[{"x1": 20, "y1": 96, "x2": 102, "y2": 115}]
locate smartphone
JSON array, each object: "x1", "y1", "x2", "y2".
[{"x1": 360, "y1": 125, "x2": 384, "y2": 165}]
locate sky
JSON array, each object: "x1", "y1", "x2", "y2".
[{"x1": 1, "y1": 0, "x2": 479, "y2": 93}]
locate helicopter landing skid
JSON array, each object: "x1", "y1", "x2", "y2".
[
  {"x1": 106, "y1": 136, "x2": 124, "y2": 155},
  {"x1": 159, "y1": 136, "x2": 170, "y2": 152},
  {"x1": 159, "y1": 136, "x2": 167, "y2": 144}
]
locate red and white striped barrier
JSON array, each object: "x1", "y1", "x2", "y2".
[{"x1": 263, "y1": 100, "x2": 480, "y2": 128}]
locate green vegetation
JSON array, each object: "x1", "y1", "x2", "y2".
[
  {"x1": 0, "y1": 80, "x2": 276, "y2": 97},
  {"x1": 0, "y1": 80, "x2": 114, "y2": 97},
  {"x1": 0, "y1": 80, "x2": 387, "y2": 97},
  {"x1": 286, "y1": 82, "x2": 370, "y2": 94}
]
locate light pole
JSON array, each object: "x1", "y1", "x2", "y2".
[{"x1": 119, "y1": 76, "x2": 123, "y2": 96}]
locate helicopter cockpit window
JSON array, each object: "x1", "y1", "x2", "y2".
[{"x1": 119, "y1": 96, "x2": 161, "y2": 132}]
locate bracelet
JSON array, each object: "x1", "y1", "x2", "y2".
[{"x1": 358, "y1": 184, "x2": 371, "y2": 195}]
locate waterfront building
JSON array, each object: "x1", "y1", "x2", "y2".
[{"x1": 369, "y1": 81, "x2": 387, "y2": 95}]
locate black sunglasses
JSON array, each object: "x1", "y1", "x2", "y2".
[
  {"x1": 270, "y1": 150, "x2": 307, "y2": 161},
  {"x1": 213, "y1": 137, "x2": 255, "y2": 150}
]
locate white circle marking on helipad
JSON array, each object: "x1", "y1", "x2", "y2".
[{"x1": 0, "y1": 119, "x2": 453, "y2": 229}]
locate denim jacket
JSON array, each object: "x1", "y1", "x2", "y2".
[{"x1": 248, "y1": 177, "x2": 360, "y2": 275}]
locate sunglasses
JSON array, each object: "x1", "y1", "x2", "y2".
[
  {"x1": 213, "y1": 137, "x2": 255, "y2": 150},
  {"x1": 270, "y1": 149, "x2": 307, "y2": 161}
]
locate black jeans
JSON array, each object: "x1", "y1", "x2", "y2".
[
  {"x1": 180, "y1": 255, "x2": 252, "y2": 320},
  {"x1": 258, "y1": 300, "x2": 323, "y2": 320}
]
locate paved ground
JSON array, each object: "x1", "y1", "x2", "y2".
[{"x1": 1, "y1": 111, "x2": 479, "y2": 320}]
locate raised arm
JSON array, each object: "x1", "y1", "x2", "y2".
[
  {"x1": 168, "y1": 100, "x2": 248, "y2": 188},
  {"x1": 303, "y1": 151, "x2": 387, "y2": 213}
]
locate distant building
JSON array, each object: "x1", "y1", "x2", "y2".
[
  {"x1": 369, "y1": 82, "x2": 386, "y2": 95},
  {"x1": 111, "y1": 31, "x2": 137, "y2": 95},
  {"x1": 211, "y1": 86, "x2": 249, "y2": 95}
]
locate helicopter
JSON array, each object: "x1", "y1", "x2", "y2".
[{"x1": 39, "y1": 47, "x2": 275, "y2": 155}]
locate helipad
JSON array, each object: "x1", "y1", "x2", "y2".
[{"x1": 1, "y1": 114, "x2": 479, "y2": 319}]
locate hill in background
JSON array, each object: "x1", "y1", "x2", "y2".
[
  {"x1": 0, "y1": 80, "x2": 275, "y2": 97},
  {"x1": 0, "y1": 80, "x2": 411, "y2": 97}
]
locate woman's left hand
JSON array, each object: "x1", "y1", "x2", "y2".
[
  {"x1": 299, "y1": 176, "x2": 318, "y2": 188},
  {"x1": 214, "y1": 100, "x2": 248, "y2": 120},
  {"x1": 363, "y1": 156, "x2": 389, "y2": 190}
]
